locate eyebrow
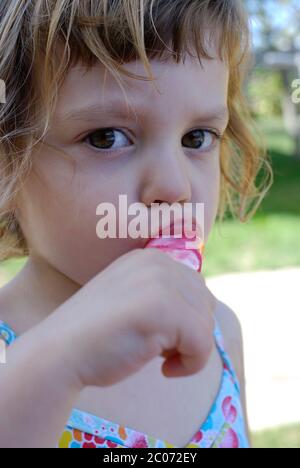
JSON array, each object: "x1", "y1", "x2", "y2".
[{"x1": 60, "y1": 102, "x2": 229, "y2": 126}]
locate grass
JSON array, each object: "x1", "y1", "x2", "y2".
[
  {"x1": 202, "y1": 119, "x2": 300, "y2": 277},
  {"x1": 251, "y1": 423, "x2": 300, "y2": 449},
  {"x1": 202, "y1": 213, "x2": 300, "y2": 277},
  {"x1": 257, "y1": 116, "x2": 297, "y2": 157}
]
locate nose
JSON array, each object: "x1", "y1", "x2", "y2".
[{"x1": 140, "y1": 149, "x2": 192, "y2": 207}]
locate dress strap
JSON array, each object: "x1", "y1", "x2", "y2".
[
  {"x1": 213, "y1": 315, "x2": 241, "y2": 394},
  {"x1": 0, "y1": 319, "x2": 17, "y2": 346}
]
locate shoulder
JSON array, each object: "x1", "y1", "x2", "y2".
[{"x1": 213, "y1": 299, "x2": 244, "y2": 383}]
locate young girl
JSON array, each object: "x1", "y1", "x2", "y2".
[{"x1": 0, "y1": 0, "x2": 272, "y2": 448}]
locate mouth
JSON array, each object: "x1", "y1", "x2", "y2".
[{"x1": 148, "y1": 217, "x2": 203, "y2": 245}]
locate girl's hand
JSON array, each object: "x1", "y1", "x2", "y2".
[{"x1": 49, "y1": 248, "x2": 216, "y2": 389}]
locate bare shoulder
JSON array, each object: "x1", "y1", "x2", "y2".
[{"x1": 213, "y1": 299, "x2": 244, "y2": 383}]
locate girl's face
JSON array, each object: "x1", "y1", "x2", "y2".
[{"x1": 16, "y1": 54, "x2": 229, "y2": 285}]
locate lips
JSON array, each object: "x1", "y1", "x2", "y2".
[{"x1": 150, "y1": 218, "x2": 202, "y2": 240}]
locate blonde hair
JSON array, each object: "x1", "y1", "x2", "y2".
[{"x1": 0, "y1": 0, "x2": 273, "y2": 260}]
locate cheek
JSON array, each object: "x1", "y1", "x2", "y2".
[{"x1": 17, "y1": 154, "x2": 141, "y2": 285}]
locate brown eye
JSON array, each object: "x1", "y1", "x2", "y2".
[
  {"x1": 85, "y1": 128, "x2": 131, "y2": 150},
  {"x1": 182, "y1": 129, "x2": 216, "y2": 151}
]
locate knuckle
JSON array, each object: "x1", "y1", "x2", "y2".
[
  {"x1": 143, "y1": 247, "x2": 165, "y2": 262},
  {"x1": 147, "y1": 264, "x2": 169, "y2": 286},
  {"x1": 152, "y1": 283, "x2": 172, "y2": 311},
  {"x1": 196, "y1": 332, "x2": 214, "y2": 364}
]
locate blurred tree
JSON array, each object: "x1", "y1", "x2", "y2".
[
  {"x1": 247, "y1": 0, "x2": 300, "y2": 52},
  {"x1": 246, "y1": 0, "x2": 300, "y2": 159},
  {"x1": 247, "y1": 68, "x2": 284, "y2": 118}
]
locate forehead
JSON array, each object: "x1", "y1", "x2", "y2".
[{"x1": 55, "y1": 54, "x2": 229, "y2": 122}]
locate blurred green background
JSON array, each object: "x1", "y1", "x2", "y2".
[{"x1": 1, "y1": 0, "x2": 300, "y2": 449}]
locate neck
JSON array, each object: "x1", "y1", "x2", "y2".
[{"x1": 0, "y1": 253, "x2": 81, "y2": 334}]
